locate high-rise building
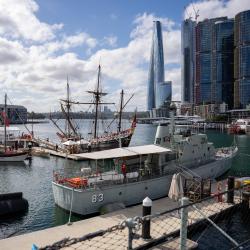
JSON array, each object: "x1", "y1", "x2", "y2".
[
  {"x1": 182, "y1": 10, "x2": 250, "y2": 112},
  {"x1": 195, "y1": 17, "x2": 230, "y2": 105},
  {"x1": 147, "y1": 21, "x2": 172, "y2": 117},
  {"x1": 212, "y1": 19, "x2": 234, "y2": 108},
  {"x1": 181, "y1": 19, "x2": 196, "y2": 104},
  {"x1": 234, "y1": 10, "x2": 250, "y2": 109}
]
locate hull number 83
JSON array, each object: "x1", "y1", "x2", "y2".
[{"x1": 92, "y1": 193, "x2": 104, "y2": 203}]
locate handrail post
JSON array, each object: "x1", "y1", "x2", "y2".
[{"x1": 180, "y1": 197, "x2": 189, "y2": 250}]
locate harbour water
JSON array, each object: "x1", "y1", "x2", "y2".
[{"x1": 0, "y1": 120, "x2": 250, "y2": 239}]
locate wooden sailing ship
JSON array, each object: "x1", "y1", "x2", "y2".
[{"x1": 50, "y1": 65, "x2": 136, "y2": 152}]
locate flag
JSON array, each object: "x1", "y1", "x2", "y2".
[
  {"x1": 131, "y1": 113, "x2": 137, "y2": 129},
  {"x1": 0, "y1": 111, "x2": 10, "y2": 127}
]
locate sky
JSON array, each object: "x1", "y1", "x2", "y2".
[{"x1": 1, "y1": 0, "x2": 250, "y2": 113}]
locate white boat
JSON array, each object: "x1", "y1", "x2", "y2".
[
  {"x1": 228, "y1": 118, "x2": 250, "y2": 134},
  {"x1": 52, "y1": 120, "x2": 238, "y2": 216},
  {"x1": 0, "y1": 94, "x2": 28, "y2": 162}
]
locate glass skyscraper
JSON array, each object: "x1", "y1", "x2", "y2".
[
  {"x1": 195, "y1": 17, "x2": 234, "y2": 106},
  {"x1": 212, "y1": 19, "x2": 234, "y2": 108},
  {"x1": 147, "y1": 21, "x2": 170, "y2": 111},
  {"x1": 181, "y1": 19, "x2": 196, "y2": 104},
  {"x1": 234, "y1": 10, "x2": 250, "y2": 109}
]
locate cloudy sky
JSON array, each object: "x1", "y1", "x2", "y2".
[{"x1": 1, "y1": 0, "x2": 250, "y2": 112}]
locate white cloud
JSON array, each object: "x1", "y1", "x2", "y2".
[
  {"x1": 2, "y1": 0, "x2": 250, "y2": 112},
  {"x1": 185, "y1": 0, "x2": 250, "y2": 21},
  {"x1": 103, "y1": 35, "x2": 118, "y2": 47},
  {"x1": 0, "y1": 0, "x2": 63, "y2": 42}
]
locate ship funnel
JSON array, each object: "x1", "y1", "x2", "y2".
[{"x1": 154, "y1": 124, "x2": 171, "y2": 147}]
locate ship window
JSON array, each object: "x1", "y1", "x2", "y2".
[
  {"x1": 145, "y1": 187, "x2": 148, "y2": 190},
  {"x1": 119, "y1": 192, "x2": 122, "y2": 195},
  {"x1": 156, "y1": 138, "x2": 161, "y2": 144},
  {"x1": 165, "y1": 153, "x2": 177, "y2": 161},
  {"x1": 208, "y1": 147, "x2": 210, "y2": 151}
]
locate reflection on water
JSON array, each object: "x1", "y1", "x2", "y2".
[{"x1": 0, "y1": 121, "x2": 250, "y2": 239}]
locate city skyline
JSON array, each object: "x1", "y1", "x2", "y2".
[
  {"x1": 0, "y1": 0, "x2": 250, "y2": 112},
  {"x1": 182, "y1": 9, "x2": 250, "y2": 111}
]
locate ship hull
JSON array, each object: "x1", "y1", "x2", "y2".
[
  {"x1": 0, "y1": 152, "x2": 28, "y2": 162},
  {"x1": 52, "y1": 148, "x2": 236, "y2": 216}
]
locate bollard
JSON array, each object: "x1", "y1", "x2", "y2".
[
  {"x1": 227, "y1": 176, "x2": 235, "y2": 204},
  {"x1": 242, "y1": 191, "x2": 250, "y2": 210},
  {"x1": 180, "y1": 197, "x2": 189, "y2": 250},
  {"x1": 142, "y1": 197, "x2": 152, "y2": 239}
]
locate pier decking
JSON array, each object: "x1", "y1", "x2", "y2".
[{"x1": 0, "y1": 190, "x2": 242, "y2": 250}]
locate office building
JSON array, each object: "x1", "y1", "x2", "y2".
[
  {"x1": 234, "y1": 10, "x2": 250, "y2": 109},
  {"x1": 212, "y1": 19, "x2": 234, "y2": 108},
  {"x1": 181, "y1": 19, "x2": 196, "y2": 104},
  {"x1": 195, "y1": 17, "x2": 232, "y2": 105},
  {"x1": 182, "y1": 9, "x2": 250, "y2": 113},
  {"x1": 0, "y1": 104, "x2": 27, "y2": 124}
]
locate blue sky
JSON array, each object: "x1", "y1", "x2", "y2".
[
  {"x1": 36, "y1": 0, "x2": 189, "y2": 47},
  {"x1": 0, "y1": 0, "x2": 250, "y2": 112}
]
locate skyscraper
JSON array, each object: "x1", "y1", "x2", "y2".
[
  {"x1": 195, "y1": 17, "x2": 234, "y2": 107},
  {"x1": 147, "y1": 21, "x2": 172, "y2": 117},
  {"x1": 147, "y1": 21, "x2": 165, "y2": 110},
  {"x1": 234, "y1": 10, "x2": 250, "y2": 109},
  {"x1": 212, "y1": 19, "x2": 234, "y2": 108},
  {"x1": 181, "y1": 19, "x2": 196, "y2": 104}
]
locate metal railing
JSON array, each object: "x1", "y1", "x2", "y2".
[{"x1": 38, "y1": 181, "x2": 250, "y2": 250}]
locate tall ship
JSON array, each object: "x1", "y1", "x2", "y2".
[
  {"x1": 52, "y1": 119, "x2": 238, "y2": 215},
  {"x1": 51, "y1": 65, "x2": 136, "y2": 153}
]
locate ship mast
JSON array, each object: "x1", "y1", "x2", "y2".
[
  {"x1": 59, "y1": 65, "x2": 115, "y2": 139},
  {"x1": 93, "y1": 65, "x2": 101, "y2": 138},
  {"x1": 118, "y1": 90, "x2": 124, "y2": 133},
  {"x1": 66, "y1": 76, "x2": 70, "y2": 137},
  {"x1": 4, "y1": 93, "x2": 7, "y2": 152}
]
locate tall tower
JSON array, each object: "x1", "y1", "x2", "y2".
[
  {"x1": 234, "y1": 10, "x2": 250, "y2": 109},
  {"x1": 181, "y1": 19, "x2": 196, "y2": 104},
  {"x1": 195, "y1": 17, "x2": 230, "y2": 105},
  {"x1": 147, "y1": 21, "x2": 165, "y2": 111},
  {"x1": 212, "y1": 19, "x2": 234, "y2": 109}
]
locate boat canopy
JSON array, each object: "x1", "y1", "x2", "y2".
[{"x1": 73, "y1": 144, "x2": 171, "y2": 160}]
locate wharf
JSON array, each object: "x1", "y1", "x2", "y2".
[
  {"x1": 0, "y1": 185, "x2": 241, "y2": 250},
  {"x1": 32, "y1": 147, "x2": 80, "y2": 160},
  {"x1": 0, "y1": 197, "x2": 178, "y2": 250}
]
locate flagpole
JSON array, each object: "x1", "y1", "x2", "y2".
[{"x1": 4, "y1": 93, "x2": 7, "y2": 152}]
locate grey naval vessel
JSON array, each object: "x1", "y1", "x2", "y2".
[{"x1": 52, "y1": 122, "x2": 238, "y2": 216}]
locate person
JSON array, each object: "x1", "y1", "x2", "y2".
[
  {"x1": 15, "y1": 141, "x2": 18, "y2": 150},
  {"x1": 121, "y1": 162, "x2": 127, "y2": 182},
  {"x1": 87, "y1": 142, "x2": 92, "y2": 152},
  {"x1": 55, "y1": 144, "x2": 58, "y2": 152}
]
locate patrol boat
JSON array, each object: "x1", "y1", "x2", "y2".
[{"x1": 52, "y1": 122, "x2": 238, "y2": 216}]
